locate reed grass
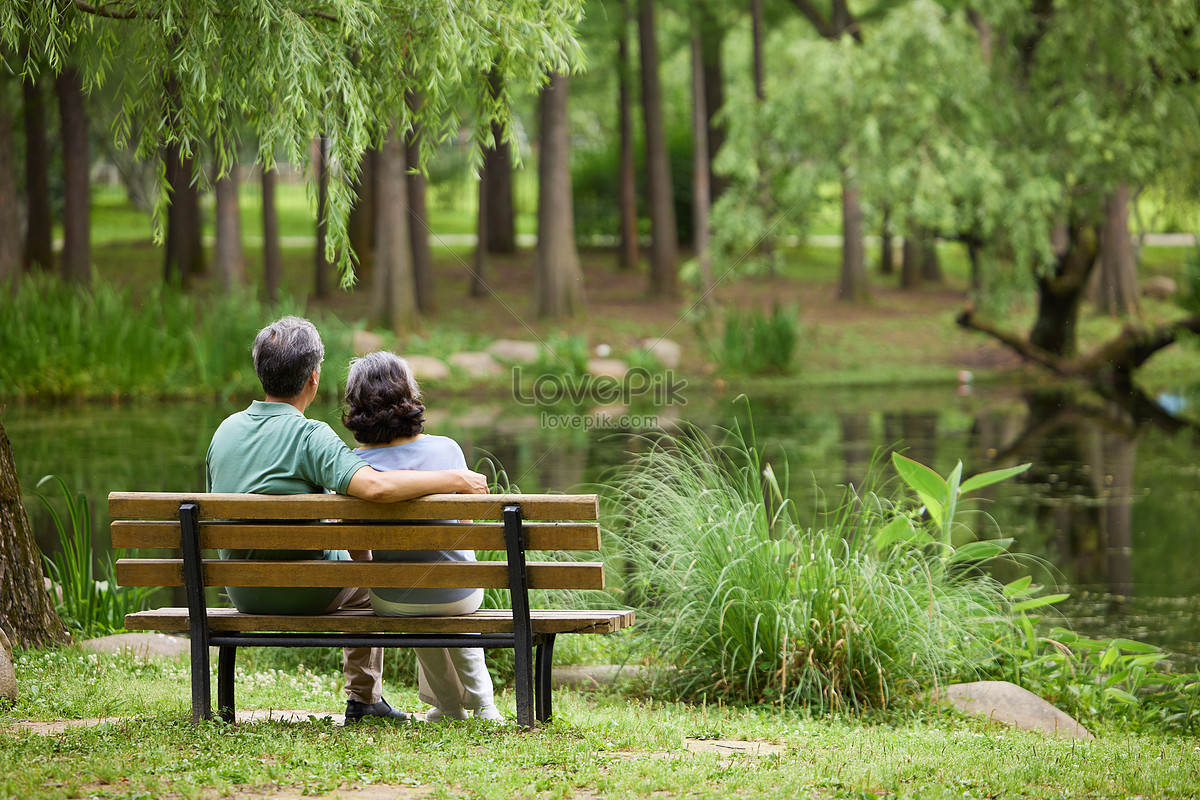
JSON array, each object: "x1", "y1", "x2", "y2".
[
  {"x1": 35, "y1": 475, "x2": 155, "y2": 638},
  {"x1": 607, "y1": 418, "x2": 1029, "y2": 712},
  {"x1": 0, "y1": 273, "x2": 357, "y2": 400}
]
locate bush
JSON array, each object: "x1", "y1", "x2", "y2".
[
  {"x1": 607, "y1": 419, "x2": 1039, "y2": 712},
  {"x1": 700, "y1": 305, "x2": 803, "y2": 375}
]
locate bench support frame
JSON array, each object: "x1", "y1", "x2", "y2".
[{"x1": 177, "y1": 501, "x2": 558, "y2": 728}]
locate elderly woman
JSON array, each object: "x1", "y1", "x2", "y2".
[{"x1": 342, "y1": 351, "x2": 503, "y2": 723}]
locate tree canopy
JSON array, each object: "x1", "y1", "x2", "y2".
[{"x1": 1, "y1": 0, "x2": 584, "y2": 284}]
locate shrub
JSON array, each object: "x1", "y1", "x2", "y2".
[
  {"x1": 607, "y1": 420, "x2": 1034, "y2": 712},
  {"x1": 701, "y1": 305, "x2": 803, "y2": 375}
]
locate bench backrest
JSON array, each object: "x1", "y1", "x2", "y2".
[{"x1": 111, "y1": 492, "x2": 604, "y2": 593}]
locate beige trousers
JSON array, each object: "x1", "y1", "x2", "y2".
[{"x1": 323, "y1": 586, "x2": 383, "y2": 705}]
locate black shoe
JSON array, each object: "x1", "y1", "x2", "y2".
[{"x1": 345, "y1": 697, "x2": 412, "y2": 724}]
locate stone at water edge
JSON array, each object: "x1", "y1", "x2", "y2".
[
  {"x1": 941, "y1": 680, "x2": 1094, "y2": 740},
  {"x1": 448, "y1": 352, "x2": 503, "y2": 378},
  {"x1": 0, "y1": 627, "x2": 17, "y2": 705},
  {"x1": 486, "y1": 339, "x2": 544, "y2": 364},
  {"x1": 81, "y1": 632, "x2": 190, "y2": 659},
  {"x1": 405, "y1": 355, "x2": 451, "y2": 381},
  {"x1": 351, "y1": 330, "x2": 386, "y2": 356}
]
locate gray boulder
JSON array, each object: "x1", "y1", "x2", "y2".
[
  {"x1": 448, "y1": 351, "x2": 503, "y2": 378},
  {"x1": 405, "y1": 354, "x2": 451, "y2": 381},
  {"x1": 638, "y1": 337, "x2": 683, "y2": 370},
  {"x1": 0, "y1": 628, "x2": 17, "y2": 705},
  {"x1": 942, "y1": 680, "x2": 1093, "y2": 739},
  {"x1": 351, "y1": 329, "x2": 386, "y2": 356},
  {"x1": 486, "y1": 339, "x2": 544, "y2": 364},
  {"x1": 1142, "y1": 276, "x2": 1177, "y2": 301}
]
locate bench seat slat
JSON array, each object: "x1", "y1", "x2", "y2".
[
  {"x1": 125, "y1": 607, "x2": 635, "y2": 635},
  {"x1": 110, "y1": 520, "x2": 602, "y2": 551},
  {"x1": 109, "y1": 493, "x2": 598, "y2": 522},
  {"x1": 115, "y1": 559, "x2": 606, "y2": 590}
]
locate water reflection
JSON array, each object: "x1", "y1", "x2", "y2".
[{"x1": 4, "y1": 384, "x2": 1197, "y2": 664}]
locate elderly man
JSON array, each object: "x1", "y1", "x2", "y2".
[{"x1": 206, "y1": 316, "x2": 488, "y2": 723}]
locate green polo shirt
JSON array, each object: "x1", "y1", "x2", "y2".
[{"x1": 206, "y1": 400, "x2": 368, "y2": 614}]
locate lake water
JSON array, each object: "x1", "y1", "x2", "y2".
[{"x1": 5, "y1": 382, "x2": 1198, "y2": 667}]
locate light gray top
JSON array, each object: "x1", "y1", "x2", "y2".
[{"x1": 356, "y1": 435, "x2": 477, "y2": 605}]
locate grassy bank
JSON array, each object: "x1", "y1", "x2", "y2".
[{"x1": 1, "y1": 647, "x2": 1197, "y2": 800}]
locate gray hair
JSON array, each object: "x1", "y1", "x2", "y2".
[{"x1": 252, "y1": 316, "x2": 325, "y2": 398}]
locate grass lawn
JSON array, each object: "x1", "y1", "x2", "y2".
[{"x1": 2, "y1": 646, "x2": 1197, "y2": 800}]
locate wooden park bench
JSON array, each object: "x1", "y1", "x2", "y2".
[{"x1": 110, "y1": 492, "x2": 634, "y2": 728}]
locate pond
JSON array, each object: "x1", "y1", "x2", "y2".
[{"x1": 5, "y1": 381, "x2": 1199, "y2": 668}]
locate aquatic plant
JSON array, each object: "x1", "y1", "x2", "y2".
[
  {"x1": 608, "y1": 417, "x2": 1038, "y2": 711},
  {"x1": 36, "y1": 475, "x2": 155, "y2": 638}
]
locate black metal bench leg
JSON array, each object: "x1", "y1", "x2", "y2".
[
  {"x1": 217, "y1": 645, "x2": 237, "y2": 723},
  {"x1": 535, "y1": 634, "x2": 556, "y2": 723},
  {"x1": 189, "y1": 633, "x2": 212, "y2": 722}
]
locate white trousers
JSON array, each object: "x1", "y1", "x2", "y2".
[{"x1": 370, "y1": 588, "x2": 495, "y2": 712}]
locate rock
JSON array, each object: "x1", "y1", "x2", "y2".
[
  {"x1": 43, "y1": 577, "x2": 63, "y2": 604},
  {"x1": 404, "y1": 355, "x2": 451, "y2": 381},
  {"x1": 80, "y1": 632, "x2": 190, "y2": 659},
  {"x1": 448, "y1": 351, "x2": 503, "y2": 378},
  {"x1": 486, "y1": 339, "x2": 544, "y2": 364},
  {"x1": 0, "y1": 628, "x2": 17, "y2": 705},
  {"x1": 638, "y1": 337, "x2": 683, "y2": 370},
  {"x1": 1142, "y1": 276, "x2": 1177, "y2": 301},
  {"x1": 351, "y1": 329, "x2": 386, "y2": 356},
  {"x1": 587, "y1": 358, "x2": 628, "y2": 380},
  {"x1": 941, "y1": 681, "x2": 1094, "y2": 740},
  {"x1": 551, "y1": 664, "x2": 651, "y2": 689}
]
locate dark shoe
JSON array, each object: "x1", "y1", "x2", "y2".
[{"x1": 345, "y1": 697, "x2": 412, "y2": 724}]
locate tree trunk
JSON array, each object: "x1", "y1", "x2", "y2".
[
  {"x1": 691, "y1": 26, "x2": 713, "y2": 295},
  {"x1": 22, "y1": 75, "x2": 53, "y2": 273},
  {"x1": 163, "y1": 143, "x2": 203, "y2": 286},
  {"x1": 699, "y1": 9, "x2": 726, "y2": 204},
  {"x1": 214, "y1": 161, "x2": 245, "y2": 293},
  {"x1": 163, "y1": 68, "x2": 203, "y2": 286},
  {"x1": 751, "y1": 0, "x2": 766, "y2": 101},
  {"x1": 56, "y1": 65, "x2": 89, "y2": 286},
  {"x1": 879, "y1": 207, "x2": 894, "y2": 275},
  {"x1": 1029, "y1": 227, "x2": 1099, "y2": 358},
  {"x1": 838, "y1": 171, "x2": 868, "y2": 302},
  {"x1": 900, "y1": 236, "x2": 923, "y2": 289},
  {"x1": 484, "y1": 72, "x2": 516, "y2": 254},
  {"x1": 616, "y1": 0, "x2": 640, "y2": 272},
  {"x1": 0, "y1": 417, "x2": 69, "y2": 649},
  {"x1": 1089, "y1": 184, "x2": 1139, "y2": 316},
  {"x1": 314, "y1": 136, "x2": 332, "y2": 298},
  {"x1": 535, "y1": 72, "x2": 585, "y2": 318},
  {"x1": 406, "y1": 97, "x2": 436, "y2": 313},
  {"x1": 348, "y1": 147, "x2": 378, "y2": 289},
  {"x1": 638, "y1": 0, "x2": 679, "y2": 299},
  {"x1": 921, "y1": 235, "x2": 943, "y2": 284},
  {"x1": 0, "y1": 80, "x2": 19, "y2": 287},
  {"x1": 261, "y1": 165, "x2": 283, "y2": 304},
  {"x1": 471, "y1": 169, "x2": 489, "y2": 298},
  {"x1": 373, "y1": 124, "x2": 417, "y2": 335}
]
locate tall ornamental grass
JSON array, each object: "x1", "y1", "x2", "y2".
[
  {"x1": 0, "y1": 274, "x2": 357, "y2": 399},
  {"x1": 608, "y1": 420, "x2": 1036, "y2": 712}
]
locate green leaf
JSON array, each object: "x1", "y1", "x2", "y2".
[
  {"x1": 1010, "y1": 593, "x2": 1069, "y2": 612},
  {"x1": 948, "y1": 538, "x2": 1013, "y2": 563},
  {"x1": 1109, "y1": 638, "x2": 1160, "y2": 654},
  {"x1": 958, "y1": 463, "x2": 1032, "y2": 495},
  {"x1": 1104, "y1": 687, "x2": 1139, "y2": 706},
  {"x1": 891, "y1": 453, "x2": 948, "y2": 528}
]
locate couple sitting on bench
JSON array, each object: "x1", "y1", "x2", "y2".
[{"x1": 206, "y1": 315, "x2": 501, "y2": 724}]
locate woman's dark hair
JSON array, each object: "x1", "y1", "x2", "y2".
[{"x1": 342, "y1": 351, "x2": 426, "y2": 444}]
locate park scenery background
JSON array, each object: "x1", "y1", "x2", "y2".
[{"x1": 2, "y1": 1, "x2": 1200, "y2": 798}]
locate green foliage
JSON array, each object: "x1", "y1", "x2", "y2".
[
  {"x1": 609, "y1": 419, "x2": 1033, "y2": 712},
  {"x1": 2, "y1": 0, "x2": 585, "y2": 283},
  {"x1": 0, "y1": 273, "x2": 358, "y2": 400},
  {"x1": 35, "y1": 475, "x2": 155, "y2": 638},
  {"x1": 699, "y1": 306, "x2": 803, "y2": 375},
  {"x1": 1175, "y1": 246, "x2": 1200, "y2": 314}
]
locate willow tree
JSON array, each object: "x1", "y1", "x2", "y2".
[
  {"x1": 716, "y1": 0, "x2": 1200, "y2": 384},
  {"x1": 0, "y1": 0, "x2": 584, "y2": 647}
]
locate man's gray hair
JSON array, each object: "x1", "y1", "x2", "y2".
[{"x1": 252, "y1": 316, "x2": 325, "y2": 398}]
